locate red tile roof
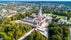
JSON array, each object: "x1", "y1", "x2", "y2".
[{"x1": 35, "y1": 18, "x2": 42, "y2": 21}]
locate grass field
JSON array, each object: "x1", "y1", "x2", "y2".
[
  {"x1": 56, "y1": 15, "x2": 66, "y2": 19},
  {"x1": 47, "y1": 13, "x2": 66, "y2": 19},
  {"x1": 68, "y1": 19, "x2": 71, "y2": 22},
  {"x1": 0, "y1": 38, "x2": 2, "y2": 40}
]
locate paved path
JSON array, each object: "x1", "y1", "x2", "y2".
[
  {"x1": 39, "y1": 31, "x2": 48, "y2": 38},
  {"x1": 69, "y1": 27, "x2": 71, "y2": 40},
  {"x1": 18, "y1": 29, "x2": 34, "y2": 40},
  {"x1": 38, "y1": 28, "x2": 48, "y2": 38},
  {"x1": 13, "y1": 19, "x2": 49, "y2": 40}
]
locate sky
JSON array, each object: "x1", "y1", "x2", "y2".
[{"x1": 0, "y1": 0, "x2": 71, "y2": 1}]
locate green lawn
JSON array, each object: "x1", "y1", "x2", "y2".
[
  {"x1": 68, "y1": 20, "x2": 71, "y2": 22},
  {"x1": 0, "y1": 38, "x2": 2, "y2": 40},
  {"x1": 47, "y1": 13, "x2": 66, "y2": 19},
  {"x1": 57, "y1": 15, "x2": 65, "y2": 19},
  {"x1": 46, "y1": 14, "x2": 53, "y2": 16},
  {"x1": 52, "y1": 14, "x2": 66, "y2": 19}
]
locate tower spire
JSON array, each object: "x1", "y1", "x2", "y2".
[{"x1": 38, "y1": 5, "x2": 42, "y2": 17}]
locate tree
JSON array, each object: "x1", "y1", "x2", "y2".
[{"x1": 51, "y1": 34, "x2": 62, "y2": 40}]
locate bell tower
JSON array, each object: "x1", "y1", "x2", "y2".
[{"x1": 38, "y1": 5, "x2": 42, "y2": 17}]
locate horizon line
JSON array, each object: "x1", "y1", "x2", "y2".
[
  {"x1": 0, "y1": 0, "x2": 71, "y2": 1},
  {"x1": 0, "y1": 0, "x2": 71, "y2": 2}
]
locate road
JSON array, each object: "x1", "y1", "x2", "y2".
[{"x1": 18, "y1": 29, "x2": 34, "y2": 40}]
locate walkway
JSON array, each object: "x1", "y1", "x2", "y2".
[
  {"x1": 38, "y1": 28, "x2": 48, "y2": 38},
  {"x1": 69, "y1": 27, "x2": 71, "y2": 40},
  {"x1": 18, "y1": 29, "x2": 34, "y2": 40}
]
